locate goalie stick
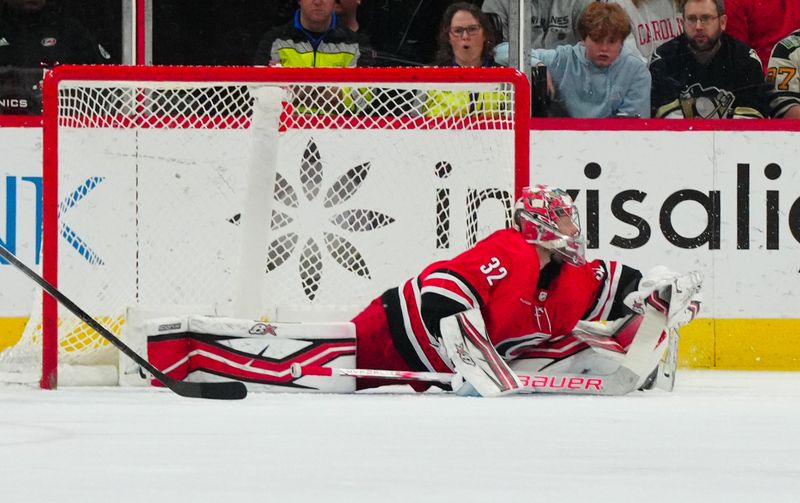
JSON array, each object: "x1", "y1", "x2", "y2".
[
  {"x1": 656, "y1": 328, "x2": 679, "y2": 392},
  {"x1": 292, "y1": 364, "x2": 631, "y2": 395},
  {"x1": 0, "y1": 244, "x2": 247, "y2": 400}
]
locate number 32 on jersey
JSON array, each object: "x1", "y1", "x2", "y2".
[{"x1": 480, "y1": 257, "x2": 507, "y2": 285}]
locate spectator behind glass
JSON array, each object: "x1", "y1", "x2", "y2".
[
  {"x1": 482, "y1": 0, "x2": 594, "y2": 49},
  {"x1": 606, "y1": 0, "x2": 683, "y2": 62},
  {"x1": 725, "y1": 0, "x2": 800, "y2": 75},
  {"x1": 0, "y1": 0, "x2": 111, "y2": 67},
  {"x1": 434, "y1": 2, "x2": 498, "y2": 67},
  {"x1": 254, "y1": 0, "x2": 362, "y2": 114},
  {"x1": 424, "y1": 2, "x2": 506, "y2": 117},
  {"x1": 0, "y1": 0, "x2": 111, "y2": 114},
  {"x1": 495, "y1": 2, "x2": 652, "y2": 118},
  {"x1": 335, "y1": 0, "x2": 376, "y2": 66},
  {"x1": 254, "y1": 0, "x2": 360, "y2": 67},
  {"x1": 649, "y1": 0, "x2": 769, "y2": 118},
  {"x1": 335, "y1": 0, "x2": 362, "y2": 32},
  {"x1": 766, "y1": 29, "x2": 800, "y2": 118}
]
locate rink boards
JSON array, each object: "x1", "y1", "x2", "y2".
[{"x1": 0, "y1": 120, "x2": 798, "y2": 369}]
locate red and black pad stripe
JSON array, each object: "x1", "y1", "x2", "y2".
[
  {"x1": 456, "y1": 313, "x2": 520, "y2": 392},
  {"x1": 646, "y1": 290, "x2": 670, "y2": 316},
  {"x1": 149, "y1": 332, "x2": 355, "y2": 389}
]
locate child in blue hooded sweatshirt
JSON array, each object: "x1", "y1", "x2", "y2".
[{"x1": 495, "y1": 2, "x2": 651, "y2": 118}]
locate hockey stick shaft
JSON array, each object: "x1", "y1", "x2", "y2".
[
  {"x1": 291, "y1": 363, "x2": 455, "y2": 383},
  {"x1": 0, "y1": 244, "x2": 246, "y2": 400},
  {"x1": 292, "y1": 364, "x2": 617, "y2": 395}
]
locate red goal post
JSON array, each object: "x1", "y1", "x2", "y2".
[{"x1": 4, "y1": 65, "x2": 530, "y2": 389}]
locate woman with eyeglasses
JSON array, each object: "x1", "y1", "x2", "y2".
[
  {"x1": 433, "y1": 2, "x2": 498, "y2": 68},
  {"x1": 424, "y1": 3, "x2": 508, "y2": 117}
]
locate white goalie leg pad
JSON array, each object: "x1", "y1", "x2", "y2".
[
  {"x1": 505, "y1": 311, "x2": 666, "y2": 395},
  {"x1": 510, "y1": 315, "x2": 668, "y2": 392},
  {"x1": 511, "y1": 317, "x2": 636, "y2": 377},
  {"x1": 440, "y1": 309, "x2": 521, "y2": 397},
  {"x1": 145, "y1": 315, "x2": 356, "y2": 393},
  {"x1": 641, "y1": 271, "x2": 702, "y2": 390},
  {"x1": 655, "y1": 328, "x2": 680, "y2": 392},
  {"x1": 619, "y1": 269, "x2": 702, "y2": 391},
  {"x1": 625, "y1": 286, "x2": 678, "y2": 390}
]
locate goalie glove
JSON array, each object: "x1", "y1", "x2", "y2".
[
  {"x1": 665, "y1": 271, "x2": 703, "y2": 329},
  {"x1": 624, "y1": 267, "x2": 703, "y2": 330}
]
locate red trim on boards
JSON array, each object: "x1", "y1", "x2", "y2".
[
  {"x1": 529, "y1": 117, "x2": 800, "y2": 132},
  {"x1": 0, "y1": 116, "x2": 42, "y2": 127},
  {"x1": 11, "y1": 113, "x2": 800, "y2": 133}
]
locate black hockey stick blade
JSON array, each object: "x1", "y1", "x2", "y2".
[{"x1": 0, "y1": 244, "x2": 247, "y2": 400}]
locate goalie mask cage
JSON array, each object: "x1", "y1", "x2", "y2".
[{"x1": 0, "y1": 65, "x2": 529, "y2": 389}]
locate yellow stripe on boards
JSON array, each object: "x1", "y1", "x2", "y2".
[
  {"x1": 679, "y1": 319, "x2": 800, "y2": 370},
  {"x1": 713, "y1": 319, "x2": 800, "y2": 370},
  {"x1": 0, "y1": 317, "x2": 121, "y2": 353},
  {"x1": 0, "y1": 317, "x2": 27, "y2": 350},
  {"x1": 678, "y1": 318, "x2": 715, "y2": 368}
]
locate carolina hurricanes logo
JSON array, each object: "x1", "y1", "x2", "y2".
[{"x1": 496, "y1": 333, "x2": 549, "y2": 359}]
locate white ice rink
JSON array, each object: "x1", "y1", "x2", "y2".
[{"x1": 2, "y1": 370, "x2": 799, "y2": 503}]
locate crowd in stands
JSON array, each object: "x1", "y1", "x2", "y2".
[{"x1": 1, "y1": 0, "x2": 799, "y2": 120}]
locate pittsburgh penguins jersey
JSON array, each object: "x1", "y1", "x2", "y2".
[
  {"x1": 380, "y1": 228, "x2": 642, "y2": 373},
  {"x1": 767, "y1": 30, "x2": 800, "y2": 118},
  {"x1": 649, "y1": 32, "x2": 770, "y2": 118}
]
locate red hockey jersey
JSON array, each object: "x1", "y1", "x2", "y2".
[{"x1": 379, "y1": 228, "x2": 636, "y2": 373}]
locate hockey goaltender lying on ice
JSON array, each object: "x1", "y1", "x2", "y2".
[
  {"x1": 143, "y1": 185, "x2": 703, "y2": 398},
  {"x1": 0, "y1": 185, "x2": 701, "y2": 400}
]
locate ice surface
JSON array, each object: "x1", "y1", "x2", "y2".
[{"x1": 1, "y1": 370, "x2": 799, "y2": 502}]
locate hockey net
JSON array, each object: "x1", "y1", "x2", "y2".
[{"x1": 0, "y1": 65, "x2": 529, "y2": 388}]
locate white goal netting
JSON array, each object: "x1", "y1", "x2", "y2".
[{"x1": 0, "y1": 66, "x2": 529, "y2": 387}]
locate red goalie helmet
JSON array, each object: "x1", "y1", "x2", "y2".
[{"x1": 514, "y1": 185, "x2": 586, "y2": 266}]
